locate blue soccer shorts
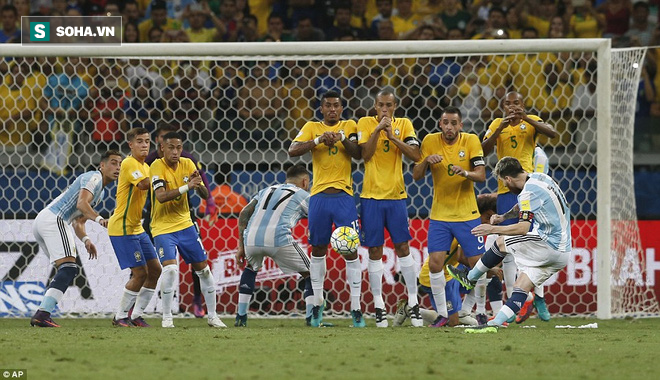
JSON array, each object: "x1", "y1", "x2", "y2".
[
  {"x1": 360, "y1": 198, "x2": 412, "y2": 247},
  {"x1": 419, "y1": 278, "x2": 462, "y2": 316},
  {"x1": 110, "y1": 232, "x2": 158, "y2": 269},
  {"x1": 428, "y1": 219, "x2": 485, "y2": 258},
  {"x1": 308, "y1": 192, "x2": 359, "y2": 246},
  {"x1": 154, "y1": 225, "x2": 207, "y2": 264}
]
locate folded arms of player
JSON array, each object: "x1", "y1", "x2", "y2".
[{"x1": 153, "y1": 171, "x2": 206, "y2": 203}]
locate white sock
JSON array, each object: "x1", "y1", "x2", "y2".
[
  {"x1": 490, "y1": 300, "x2": 503, "y2": 315},
  {"x1": 160, "y1": 265, "x2": 177, "y2": 319},
  {"x1": 461, "y1": 289, "x2": 476, "y2": 314},
  {"x1": 475, "y1": 276, "x2": 487, "y2": 315},
  {"x1": 345, "y1": 258, "x2": 362, "y2": 312},
  {"x1": 115, "y1": 288, "x2": 139, "y2": 319},
  {"x1": 131, "y1": 287, "x2": 155, "y2": 319},
  {"x1": 398, "y1": 254, "x2": 418, "y2": 307},
  {"x1": 310, "y1": 256, "x2": 326, "y2": 306},
  {"x1": 534, "y1": 285, "x2": 544, "y2": 298},
  {"x1": 502, "y1": 254, "x2": 517, "y2": 298},
  {"x1": 526, "y1": 292, "x2": 534, "y2": 302},
  {"x1": 196, "y1": 266, "x2": 217, "y2": 319},
  {"x1": 368, "y1": 258, "x2": 385, "y2": 309},
  {"x1": 429, "y1": 271, "x2": 447, "y2": 318},
  {"x1": 420, "y1": 308, "x2": 438, "y2": 325}
]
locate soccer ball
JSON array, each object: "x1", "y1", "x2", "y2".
[{"x1": 330, "y1": 226, "x2": 360, "y2": 255}]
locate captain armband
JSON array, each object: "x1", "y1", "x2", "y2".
[
  {"x1": 152, "y1": 179, "x2": 166, "y2": 191},
  {"x1": 519, "y1": 211, "x2": 534, "y2": 223},
  {"x1": 470, "y1": 156, "x2": 485, "y2": 167},
  {"x1": 348, "y1": 133, "x2": 358, "y2": 142},
  {"x1": 404, "y1": 136, "x2": 420, "y2": 146}
]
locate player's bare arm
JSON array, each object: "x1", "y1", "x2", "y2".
[
  {"x1": 190, "y1": 171, "x2": 209, "y2": 199},
  {"x1": 412, "y1": 154, "x2": 442, "y2": 181},
  {"x1": 288, "y1": 133, "x2": 332, "y2": 157},
  {"x1": 521, "y1": 113, "x2": 558, "y2": 139},
  {"x1": 76, "y1": 189, "x2": 107, "y2": 228},
  {"x1": 385, "y1": 126, "x2": 421, "y2": 162},
  {"x1": 472, "y1": 220, "x2": 531, "y2": 237},
  {"x1": 153, "y1": 174, "x2": 200, "y2": 204},
  {"x1": 482, "y1": 123, "x2": 507, "y2": 156},
  {"x1": 360, "y1": 122, "x2": 387, "y2": 162},
  {"x1": 71, "y1": 216, "x2": 98, "y2": 260},
  {"x1": 136, "y1": 177, "x2": 150, "y2": 191},
  {"x1": 236, "y1": 199, "x2": 257, "y2": 269},
  {"x1": 451, "y1": 163, "x2": 486, "y2": 182}
]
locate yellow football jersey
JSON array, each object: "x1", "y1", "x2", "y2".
[
  {"x1": 419, "y1": 239, "x2": 460, "y2": 286},
  {"x1": 293, "y1": 120, "x2": 357, "y2": 196},
  {"x1": 149, "y1": 157, "x2": 196, "y2": 237},
  {"x1": 357, "y1": 116, "x2": 418, "y2": 200},
  {"x1": 420, "y1": 132, "x2": 483, "y2": 221},
  {"x1": 108, "y1": 156, "x2": 150, "y2": 236},
  {"x1": 483, "y1": 115, "x2": 542, "y2": 193}
]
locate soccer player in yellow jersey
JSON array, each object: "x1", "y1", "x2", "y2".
[
  {"x1": 150, "y1": 132, "x2": 226, "y2": 328},
  {"x1": 288, "y1": 91, "x2": 363, "y2": 327},
  {"x1": 482, "y1": 91, "x2": 557, "y2": 323},
  {"x1": 357, "y1": 89, "x2": 422, "y2": 328},
  {"x1": 412, "y1": 106, "x2": 486, "y2": 327},
  {"x1": 108, "y1": 128, "x2": 161, "y2": 327}
]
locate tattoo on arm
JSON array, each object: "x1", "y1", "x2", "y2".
[{"x1": 503, "y1": 204, "x2": 520, "y2": 220}]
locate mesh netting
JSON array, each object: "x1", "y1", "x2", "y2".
[{"x1": 0, "y1": 43, "x2": 657, "y2": 318}]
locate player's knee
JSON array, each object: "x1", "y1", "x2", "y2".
[
  {"x1": 311, "y1": 245, "x2": 327, "y2": 257},
  {"x1": 368, "y1": 246, "x2": 383, "y2": 260},
  {"x1": 130, "y1": 267, "x2": 148, "y2": 283},
  {"x1": 50, "y1": 262, "x2": 79, "y2": 292},
  {"x1": 195, "y1": 265, "x2": 212, "y2": 279},
  {"x1": 428, "y1": 255, "x2": 444, "y2": 273},
  {"x1": 393, "y1": 241, "x2": 410, "y2": 257}
]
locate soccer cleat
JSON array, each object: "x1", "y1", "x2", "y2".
[
  {"x1": 429, "y1": 315, "x2": 449, "y2": 328},
  {"x1": 458, "y1": 311, "x2": 478, "y2": 326},
  {"x1": 516, "y1": 299, "x2": 535, "y2": 324},
  {"x1": 446, "y1": 265, "x2": 476, "y2": 290},
  {"x1": 351, "y1": 310, "x2": 366, "y2": 327},
  {"x1": 162, "y1": 318, "x2": 175, "y2": 328},
  {"x1": 409, "y1": 304, "x2": 423, "y2": 327},
  {"x1": 533, "y1": 295, "x2": 551, "y2": 321},
  {"x1": 393, "y1": 299, "x2": 409, "y2": 327},
  {"x1": 310, "y1": 301, "x2": 325, "y2": 328},
  {"x1": 193, "y1": 295, "x2": 205, "y2": 318},
  {"x1": 112, "y1": 317, "x2": 134, "y2": 327},
  {"x1": 234, "y1": 314, "x2": 247, "y2": 327},
  {"x1": 465, "y1": 324, "x2": 498, "y2": 334},
  {"x1": 131, "y1": 316, "x2": 151, "y2": 327},
  {"x1": 30, "y1": 310, "x2": 60, "y2": 328},
  {"x1": 208, "y1": 316, "x2": 227, "y2": 328},
  {"x1": 506, "y1": 314, "x2": 516, "y2": 324},
  {"x1": 488, "y1": 316, "x2": 508, "y2": 328},
  {"x1": 476, "y1": 313, "x2": 488, "y2": 326},
  {"x1": 375, "y1": 308, "x2": 388, "y2": 328}
]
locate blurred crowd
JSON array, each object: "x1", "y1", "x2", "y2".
[{"x1": 0, "y1": 0, "x2": 659, "y2": 158}]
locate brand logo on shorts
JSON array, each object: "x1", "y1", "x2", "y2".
[{"x1": 134, "y1": 251, "x2": 142, "y2": 262}]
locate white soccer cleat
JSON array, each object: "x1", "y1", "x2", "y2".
[
  {"x1": 375, "y1": 308, "x2": 388, "y2": 328},
  {"x1": 409, "y1": 304, "x2": 424, "y2": 327},
  {"x1": 208, "y1": 316, "x2": 227, "y2": 328},
  {"x1": 162, "y1": 318, "x2": 175, "y2": 328},
  {"x1": 392, "y1": 299, "x2": 409, "y2": 327},
  {"x1": 458, "y1": 310, "x2": 478, "y2": 326}
]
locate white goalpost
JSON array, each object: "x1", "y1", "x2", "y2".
[{"x1": 0, "y1": 39, "x2": 657, "y2": 320}]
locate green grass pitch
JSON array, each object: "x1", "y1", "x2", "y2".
[{"x1": 1, "y1": 317, "x2": 660, "y2": 380}]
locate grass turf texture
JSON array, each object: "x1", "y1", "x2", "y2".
[{"x1": 1, "y1": 318, "x2": 659, "y2": 380}]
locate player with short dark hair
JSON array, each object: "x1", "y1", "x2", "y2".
[
  {"x1": 30, "y1": 150, "x2": 123, "y2": 327},
  {"x1": 149, "y1": 132, "x2": 226, "y2": 328},
  {"x1": 108, "y1": 128, "x2": 161, "y2": 327},
  {"x1": 234, "y1": 164, "x2": 313, "y2": 327},
  {"x1": 450, "y1": 156, "x2": 571, "y2": 333},
  {"x1": 288, "y1": 91, "x2": 362, "y2": 327},
  {"x1": 412, "y1": 106, "x2": 486, "y2": 327},
  {"x1": 358, "y1": 89, "x2": 422, "y2": 327}
]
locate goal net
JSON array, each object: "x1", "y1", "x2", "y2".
[{"x1": 0, "y1": 40, "x2": 657, "y2": 319}]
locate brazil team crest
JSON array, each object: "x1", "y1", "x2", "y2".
[
  {"x1": 134, "y1": 251, "x2": 142, "y2": 262},
  {"x1": 459, "y1": 150, "x2": 466, "y2": 158}
]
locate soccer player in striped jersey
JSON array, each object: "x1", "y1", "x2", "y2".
[
  {"x1": 482, "y1": 92, "x2": 557, "y2": 322},
  {"x1": 450, "y1": 156, "x2": 572, "y2": 333},
  {"x1": 150, "y1": 131, "x2": 226, "y2": 328},
  {"x1": 412, "y1": 106, "x2": 486, "y2": 327},
  {"x1": 30, "y1": 150, "x2": 122, "y2": 327},
  {"x1": 108, "y1": 128, "x2": 161, "y2": 327},
  {"x1": 288, "y1": 91, "x2": 362, "y2": 327},
  {"x1": 358, "y1": 89, "x2": 422, "y2": 328},
  {"x1": 234, "y1": 165, "x2": 312, "y2": 327}
]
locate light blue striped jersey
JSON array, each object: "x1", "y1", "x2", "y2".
[
  {"x1": 245, "y1": 183, "x2": 310, "y2": 247},
  {"x1": 518, "y1": 173, "x2": 571, "y2": 252},
  {"x1": 533, "y1": 146, "x2": 549, "y2": 174},
  {"x1": 47, "y1": 171, "x2": 105, "y2": 223}
]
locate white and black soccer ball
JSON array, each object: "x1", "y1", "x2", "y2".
[{"x1": 330, "y1": 226, "x2": 360, "y2": 255}]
